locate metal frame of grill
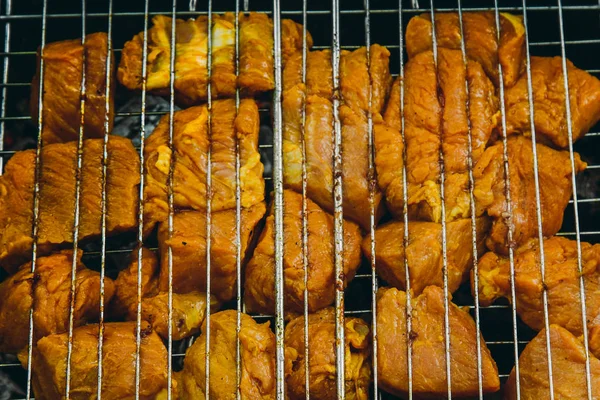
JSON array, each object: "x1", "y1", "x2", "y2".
[{"x1": 0, "y1": 0, "x2": 599, "y2": 399}]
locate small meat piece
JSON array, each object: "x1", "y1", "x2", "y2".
[
  {"x1": 110, "y1": 247, "x2": 218, "y2": 340},
  {"x1": 505, "y1": 325, "x2": 600, "y2": 400},
  {"x1": 118, "y1": 13, "x2": 311, "y2": 106},
  {"x1": 144, "y1": 99, "x2": 264, "y2": 234},
  {"x1": 0, "y1": 136, "x2": 140, "y2": 273},
  {"x1": 157, "y1": 202, "x2": 265, "y2": 302},
  {"x1": 505, "y1": 56, "x2": 600, "y2": 148},
  {"x1": 0, "y1": 250, "x2": 114, "y2": 354},
  {"x1": 474, "y1": 236, "x2": 600, "y2": 336},
  {"x1": 31, "y1": 32, "x2": 114, "y2": 144},
  {"x1": 363, "y1": 217, "x2": 490, "y2": 296},
  {"x1": 20, "y1": 322, "x2": 168, "y2": 400},
  {"x1": 377, "y1": 286, "x2": 500, "y2": 398},
  {"x1": 284, "y1": 308, "x2": 371, "y2": 400},
  {"x1": 405, "y1": 12, "x2": 525, "y2": 87},
  {"x1": 244, "y1": 190, "x2": 362, "y2": 314},
  {"x1": 282, "y1": 46, "x2": 391, "y2": 229},
  {"x1": 379, "y1": 49, "x2": 498, "y2": 222},
  {"x1": 179, "y1": 310, "x2": 276, "y2": 399},
  {"x1": 473, "y1": 135, "x2": 586, "y2": 254}
]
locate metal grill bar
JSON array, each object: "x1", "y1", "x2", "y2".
[
  {"x1": 521, "y1": 1, "x2": 555, "y2": 398},
  {"x1": 0, "y1": 0, "x2": 11, "y2": 175}
]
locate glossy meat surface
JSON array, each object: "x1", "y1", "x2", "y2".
[
  {"x1": 118, "y1": 13, "x2": 311, "y2": 106},
  {"x1": 157, "y1": 202, "x2": 265, "y2": 302},
  {"x1": 474, "y1": 236, "x2": 600, "y2": 336},
  {"x1": 179, "y1": 310, "x2": 276, "y2": 399},
  {"x1": 505, "y1": 56, "x2": 600, "y2": 148},
  {"x1": 244, "y1": 190, "x2": 362, "y2": 314},
  {"x1": 0, "y1": 137, "x2": 140, "y2": 273},
  {"x1": 473, "y1": 135, "x2": 586, "y2": 254},
  {"x1": 363, "y1": 217, "x2": 490, "y2": 296},
  {"x1": 377, "y1": 286, "x2": 500, "y2": 398},
  {"x1": 380, "y1": 49, "x2": 498, "y2": 222},
  {"x1": 505, "y1": 325, "x2": 600, "y2": 399},
  {"x1": 0, "y1": 250, "x2": 114, "y2": 354},
  {"x1": 284, "y1": 308, "x2": 371, "y2": 400},
  {"x1": 144, "y1": 99, "x2": 264, "y2": 234},
  {"x1": 21, "y1": 322, "x2": 168, "y2": 400},
  {"x1": 31, "y1": 32, "x2": 114, "y2": 144},
  {"x1": 282, "y1": 46, "x2": 391, "y2": 229},
  {"x1": 405, "y1": 12, "x2": 525, "y2": 87}
]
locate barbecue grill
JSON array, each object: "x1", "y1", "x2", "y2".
[{"x1": 0, "y1": 0, "x2": 599, "y2": 398}]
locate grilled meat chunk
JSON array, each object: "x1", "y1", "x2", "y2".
[
  {"x1": 377, "y1": 50, "x2": 498, "y2": 222},
  {"x1": 110, "y1": 247, "x2": 218, "y2": 340},
  {"x1": 405, "y1": 12, "x2": 525, "y2": 87},
  {"x1": 473, "y1": 135, "x2": 586, "y2": 254},
  {"x1": 282, "y1": 45, "x2": 391, "y2": 229},
  {"x1": 504, "y1": 56, "x2": 600, "y2": 148},
  {"x1": 474, "y1": 236, "x2": 600, "y2": 336},
  {"x1": 20, "y1": 322, "x2": 168, "y2": 400},
  {"x1": 505, "y1": 325, "x2": 600, "y2": 400},
  {"x1": 0, "y1": 137, "x2": 140, "y2": 273},
  {"x1": 31, "y1": 32, "x2": 114, "y2": 144},
  {"x1": 0, "y1": 250, "x2": 114, "y2": 354},
  {"x1": 377, "y1": 286, "x2": 500, "y2": 398},
  {"x1": 119, "y1": 13, "x2": 311, "y2": 106},
  {"x1": 363, "y1": 217, "x2": 490, "y2": 296},
  {"x1": 144, "y1": 99, "x2": 264, "y2": 234},
  {"x1": 179, "y1": 310, "x2": 276, "y2": 399},
  {"x1": 157, "y1": 202, "x2": 265, "y2": 302},
  {"x1": 244, "y1": 190, "x2": 362, "y2": 314},
  {"x1": 284, "y1": 308, "x2": 371, "y2": 400}
]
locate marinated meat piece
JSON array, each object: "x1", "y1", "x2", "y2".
[
  {"x1": 179, "y1": 310, "x2": 276, "y2": 399},
  {"x1": 20, "y1": 322, "x2": 168, "y2": 400},
  {"x1": 244, "y1": 190, "x2": 362, "y2": 314},
  {"x1": 157, "y1": 202, "x2": 265, "y2": 302},
  {"x1": 0, "y1": 250, "x2": 114, "y2": 354},
  {"x1": 362, "y1": 217, "x2": 490, "y2": 296},
  {"x1": 474, "y1": 236, "x2": 600, "y2": 336},
  {"x1": 473, "y1": 135, "x2": 586, "y2": 254},
  {"x1": 505, "y1": 56, "x2": 600, "y2": 148},
  {"x1": 505, "y1": 325, "x2": 600, "y2": 400},
  {"x1": 144, "y1": 99, "x2": 264, "y2": 234},
  {"x1": 118, "y1": 13, "x2": 311, "y2": 106},
  {"x1": 377, "y1": 286, "x2": 500, "y2": 398},
  {"x1": 379, "y1": 49, "x2": 498, "y2": 222},
  {"x1": 31, "y1": 32, "x2": 114, "y2": 144},
  {"x1": 284, "y1": 308, "x2": 371, "y2": 400},
  {"x1": 0, "y1": 137, "x2": 140, "y2": 273},
  {"x1": 405, "y1": 12, "x2": 525, "y2": 87},
  {"x1": 282, "y1": 46, "x2": 391, "y2": 229},
  {"x1": 110, "y1": 247, "x2": 218, "y2": 340}
]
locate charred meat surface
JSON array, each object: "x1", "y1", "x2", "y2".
[
  {"x1": 473, "y1": 135, "x2": 586, "y2": 254},
  {"x1": 474, "y1": 236, "x2": 600, "y2": 336},
  {"x1": 0, "y1": 137, "x2": 140, "y2": 273},
  {"x1": 0, "y1": 250, "x2": 114, "y2": 354},
  {"x1": 179, "y1": 310, "x2": 276, "y2": 399},
  {"x1": 118, "y1": 13, "x2": 311, "y2": 106},
  {"x1": 20, "y1": 322, "x2": 168, "y2": 400},
  {"x1": 282, "y1": 45, "x2": 391, "y2": 230},
  {"x1": 143, "y1": 99, "x2": 264, "y2": 234},
  {"x1": 244, "y1": 190, "x2": 362, "y2": 314},
  {"x1": 377, "y1": 286, "x2": 500, "y2": 398},
  {"x1": 363, "y1": 217, "x2": 490, "y2": 296},
  {"x1": 31, "y1": 32, "x2": 114, "y2": 144},
  {"x1": 284, "y1": 308, "x2": 371, "y2": 400}
]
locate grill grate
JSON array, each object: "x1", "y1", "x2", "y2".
[{"x1": 0, "y1": 0, "x2": 599, "y2": 399}]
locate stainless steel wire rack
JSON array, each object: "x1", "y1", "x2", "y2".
[{"x1": 0, "y1": 0, "x2": 599, "y2": 399}]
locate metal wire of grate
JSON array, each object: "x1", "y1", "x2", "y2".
[{"x1": 0, "y1": 0, "x2": 599, "y2": 399}]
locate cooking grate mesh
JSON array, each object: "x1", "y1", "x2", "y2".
[{"x1": 0, "y1": 0, "x2": 599, "y2": 399}]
